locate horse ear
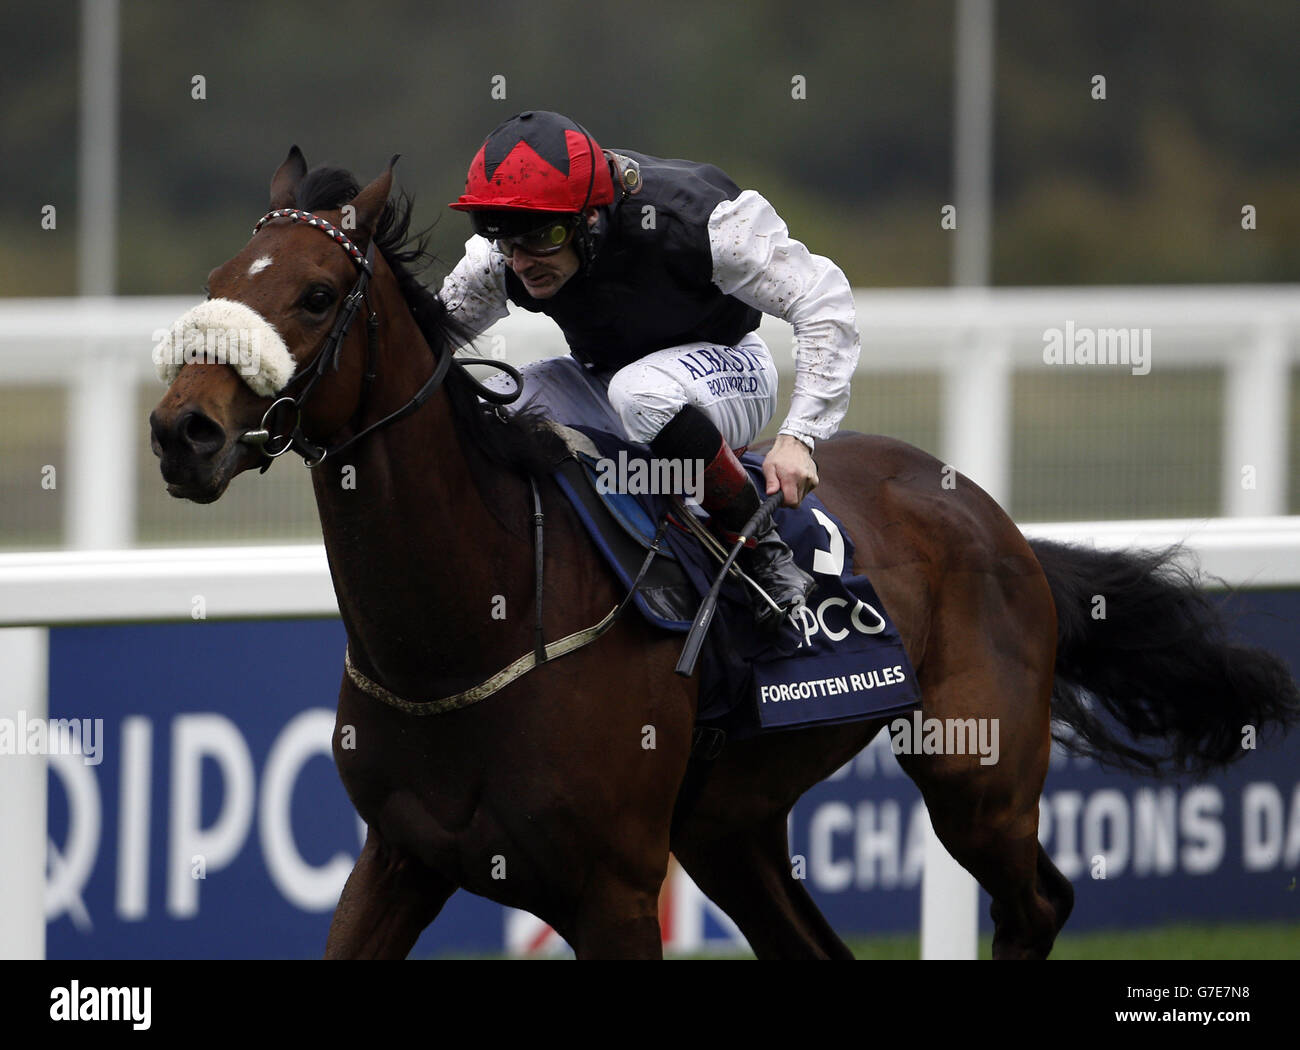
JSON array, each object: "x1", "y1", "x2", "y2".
[
  {"x1": 349, "y1": 155, "x2": 400, "y2": 239},
  {"x1": 270, "y1": 145, "x2": 307, "y2": 208}
]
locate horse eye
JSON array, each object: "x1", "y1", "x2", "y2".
[{"x1": 304, "y1": 288, "x2": 335, "y2": 313}]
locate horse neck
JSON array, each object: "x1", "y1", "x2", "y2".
[{"x1": 310, "y1": 271, "x2": 535, "y2": 698}]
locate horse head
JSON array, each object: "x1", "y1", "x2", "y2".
[{"x1": 150, "y1": 146, "x2": 395, "y2": 502}]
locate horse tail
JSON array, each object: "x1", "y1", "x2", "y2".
[{"x1": 1027, "y1": 538, "x2": 1300, "y2": 777}]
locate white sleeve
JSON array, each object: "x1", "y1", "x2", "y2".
[
  {"x1": 437, "y1": 235, "x2": 510, "y2": 347},
  {"x1": 707, "y1": 190, "x2": 861, "y2": 448}
]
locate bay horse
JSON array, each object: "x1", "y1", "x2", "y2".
[{"x1": 150, "y1": 149, "x2": 1300, "y2": 959}]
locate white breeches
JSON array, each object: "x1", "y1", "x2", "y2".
[
  {"x1": 605, "y1": 331, "x2": 778, "y2": 448},
  {"x1": 482, "y1": 330, "x2": 778, "y2": 449}
]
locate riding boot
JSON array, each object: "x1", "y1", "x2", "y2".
[{"x1": 651, "y1": 406, "x2": 816, "y2": 631}]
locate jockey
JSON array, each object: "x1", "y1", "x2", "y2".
[{"x1": 439, "y1": 110, "x2": 861, "y2": 630}]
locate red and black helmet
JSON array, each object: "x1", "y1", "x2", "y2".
[{"x1": 449, "y1": 111, "x2": 615, "y2": 239}]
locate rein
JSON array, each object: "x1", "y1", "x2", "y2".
[
  {"x1": 234, "y1": 203, "x2": 658, "y2": 715},
  {"x1": 238, "y1": 206, "x2": 519, "y2": 469}
]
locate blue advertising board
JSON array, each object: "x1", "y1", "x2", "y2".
[{"x1": 45, "y1": 592, "x2": 1300, "y2": 957}]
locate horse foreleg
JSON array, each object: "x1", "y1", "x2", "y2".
[
  {"x1": 673, "y1": 814, "x2": 855, "y2": 959},
  {"x1": 324, "y1": 826, "x2": 456, "y2": 959},
  {"x1": 567, "y1": 878, "x2": 665, "y2": 960}
]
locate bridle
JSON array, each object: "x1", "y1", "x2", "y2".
[
  {"x1": 238, "y1": 205, "x2": 520, "y2": 469},
  {"x1": 228, "y1": 202, "x2": 662, "y2": 712}
]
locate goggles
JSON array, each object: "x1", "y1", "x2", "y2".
[{"x1": 483, "y1": 216, "x2": 581, "y2": 259}]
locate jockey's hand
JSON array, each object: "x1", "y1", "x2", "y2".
[{"x1": 762, "y1": 434, "x2": 818, "y2": 508}]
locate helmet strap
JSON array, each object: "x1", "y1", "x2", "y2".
[
  {"x1": 576, "y1": 217, "x2": 596, "y2": 277},
  {"x1": 572, "y1": 123, "x2": 602, "y2": 277}
]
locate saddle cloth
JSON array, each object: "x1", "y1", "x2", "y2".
[{"x1": 550, "y1": 423, "x2": 921, "y2": 738}]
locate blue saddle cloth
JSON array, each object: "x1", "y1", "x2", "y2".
[{"x1": 552, "y1": 426, "x2": 921, "y2": 738}]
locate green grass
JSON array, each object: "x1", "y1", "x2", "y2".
[
  {"x1": 437, "y1": 921, "x2": 1300, "y2": 960},
  {"x1": 665, "y1": 921, "x2": 1300, "y2": 960},
  {"x1": 1024, "y1": 920, "x2": 1300, "y2": 961}
]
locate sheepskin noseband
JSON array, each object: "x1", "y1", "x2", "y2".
[{"x1": 154, "y1": 298, "x2": 296, "y2": 398}]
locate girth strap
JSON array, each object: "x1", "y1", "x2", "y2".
[
  {"x1": 346, "y1": 512, "x2": 673, "y2": 716},
  {"x1": 344, "y1": 606, "x2": 619, "y2": 715}
]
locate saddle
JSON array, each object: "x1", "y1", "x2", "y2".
[{"x1": 546, "y1": 422, "x2": 921, "y2": 739}]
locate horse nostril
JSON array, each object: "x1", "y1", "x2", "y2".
[
  {"x1": 149, "y1": 411, "x2": 167, "y2": 455},
  {"x1": 178, "y1": 410, "x2": 227, "y2": 456}
]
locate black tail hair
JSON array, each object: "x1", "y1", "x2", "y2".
[{"x1": 1030, "y1": 539, "x2": 1300, "y2": 777}]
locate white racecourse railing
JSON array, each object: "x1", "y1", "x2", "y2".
[
  {"x1": 0, "y1": 286, "x2": 1298, "y2": 547},
  {"x1": 2, "y1": 516, "x2": 1298, "y2": 959}
]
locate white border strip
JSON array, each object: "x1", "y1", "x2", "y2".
[
  {"x1": 0, "y1": 627, "x2": 48, "y2": 959},
  {"x1": 1, "y1": 518, "x2": 1298, "y2": 627},
  {"x1": 1020, "y1": 516, "x2": 1300, "y2": 588},
  {"x1": 0, "y1": 545, "x2": 336, "y2": 626}
]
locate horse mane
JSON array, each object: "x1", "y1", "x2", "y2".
[{"x1": 294, "y1": 165, "x2": 567, "y2": 481}]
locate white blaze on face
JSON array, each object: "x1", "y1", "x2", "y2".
[
  {"x1": 153, "y1": 298, "x2": 295, "y2": 397},
  {"x1": 247, "y1": 255, "x2": 273, "y2": 277}
]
